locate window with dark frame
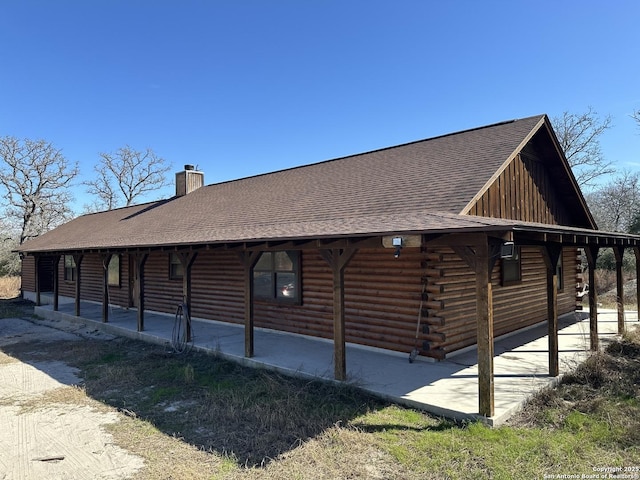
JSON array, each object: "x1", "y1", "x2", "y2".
[
  {"x1": 169, "y1": 253, "x2": 184, "y2": 280},
  {"x1": 108, "y1": 255, "x2": 120, "y2": 287},
  {"x1": 64, "y1": 255, "x2": 76, "y2": 282},
  {"x1": 556, "y1": 254, "x2": 564, "y2": 291},
  {"x1": 253, "y1": 251, "x2": 300, "y2": 303},
  {"x1": 501, "y1": 247, "x2": 521, "y2": 285}
]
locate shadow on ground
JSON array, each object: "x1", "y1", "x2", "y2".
[{"x1": 1, "y1": 298, "x2": 398, "y2": 467}]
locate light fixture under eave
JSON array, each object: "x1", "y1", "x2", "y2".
[{"x1": 393, "y1": 236, "x2": 403, "y2": 258}]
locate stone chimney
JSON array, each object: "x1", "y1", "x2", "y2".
[{"x1": 175, "y1": 164, "x2": 204, "y2": 196}]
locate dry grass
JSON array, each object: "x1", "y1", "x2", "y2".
[
  {"x1": 0, "y1": 276, "x2": 20, "y2": 299},
  {"x1": 16, "y1": 385, "x2": 100, "y2": 413},
  {"x1": 3, "y1": 299, "x2": 640, "y2": 479},
  {"x1": 2, "y1": 334, "x2": 389, "y2": 477},
  {"x1": 509, "y1": 324, "x2": 640, "y2": 433}
]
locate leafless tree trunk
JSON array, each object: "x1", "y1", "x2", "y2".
[
  {"x1": 85, "y1": 146, "x2": 171, "y2": 210},
  {"x1": 552, "y1": 107, "x2": 614, "y2": 189},
  {"x1": 585, "y1": 170, "x2": 640, "y2": 232},
  {"x1": 0, "y1": 137, "x2": 79, "y2": 244}
]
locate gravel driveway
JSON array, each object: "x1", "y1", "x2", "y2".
[{"x1": 0, "y1": 317, "x2": 144, "y2": 480}]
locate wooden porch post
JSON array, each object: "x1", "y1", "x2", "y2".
[
  {"x1": 239, "y1": 251, "x2": 261, "y2": 358},
  {"x1": 452, "y1": 236, "x2": 499, "y2": 417},
  {"x1": 177, "y1": 252, "x2": 198, "y2": 342},
  {"x1": 135, "y1": 253, "x2": 149, "y2": 332},
  {"x1": 475, "y1": 236, "x2": 496, "y2": 418},
  {"x1": 542, "y1": 244, "x2": 562, "y2": 377},
  {"x1": 613, "y1": 246, "x2": 625, "y2": 334},
  {"x1": 73, "y1": 254, "x2": 83, "y2": 317},
  {"x1": 34, "y1": 254, "x2": 41, "y2": 307},
  {"x1": 52, "y1": 255, "x2": 60, "y2": 312},
  {"x1": 585, "y1": 246, "x2": 599, "y2": 351},
  {"x1": 102, "y1": 254, "x2": 112, "y2": 323},
  {"x1": 320, "y1": 248, "x2": 357, "y2": 381}
]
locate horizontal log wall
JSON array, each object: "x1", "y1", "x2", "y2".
[
  {"x1": 22, "y1": 243, "x2": 579, "y2": 359},
  {"x1": 58, "y1": 255, "x2": 76, "y2": 298},
  {"x1": 252, "y1": 248, "x2": 424, "y2": 354},
  {"x1": 143, "y1": 252, "x2": 184, "y2": 313},
  {"x1": 55, "y1": 253, "x2": 129, "y2": 305},
  {"x1": 254, "y1": 250, "x2": 332, "y2": 338},
  {"x1": 428, "y1": 246, "x2": 580, "y2": 354},
  {"x1": 21, "y1": 255, "x2": 36, "y2": 291},
  {"x1": 80, "y1": 248, "x2": 424, "y2": 355},
  {"x1": 79, "y1": 255, "x2": 103, "y2": 302},
  {"x1": 191, "y1": 250, "x2": 244, "y2": 324},
  {"x1": 109, "y1": 255, "x2": 130, "y2": 307},
  {"x1": 344, "y1": 248, "x2": 424, "y2": 352}
]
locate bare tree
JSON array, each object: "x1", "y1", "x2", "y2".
[
  {"x1": 0, "y1": 235, "x2": 20, "y2": 276},
  {"x1": 85, "y1": 146, "x2": 172, "y2": 210},
  {"x1": 0, "y1": 136, "x2": 79, "y2": 244},
  {"x1": 585, "y1": 170, "x2": 640, "y2": 232},
  {"x1": 552, "y1": 107, "x2": 614, "y2": 189}
]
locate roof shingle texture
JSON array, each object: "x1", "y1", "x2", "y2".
[{"x1": 20, "y1": 115, "x2": 545, "y2": 253}]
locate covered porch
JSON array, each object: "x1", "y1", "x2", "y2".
[
  {"x1": 33, "y1": 299, "x2": 639, "y2": 426},
  {"x1": 26, "y1": 222, "x2": 640, "y2": 420}
]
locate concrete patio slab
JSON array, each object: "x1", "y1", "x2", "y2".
[{"x1": 33, "y1": 300, "x2": 639, "y2": 426}]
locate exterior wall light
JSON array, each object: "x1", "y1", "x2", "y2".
[{"x1": 393, "y1": 237, "x2": 403, "y2": 258}]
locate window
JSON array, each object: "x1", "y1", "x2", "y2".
[
  {"x1": 64, "y1": 255, "x2": 76, "y2": 282},
  {"x1": 556, "y1": 254, "x2": 564, "y2": 291},
  {"x1": 253, "y1": 251, "x2": 300, "y2": 303},
  {"x1": 108, "y1": 255, "x2": 120, "y2": 287},
  {"x1": 169, "y1": 253, "x2": 184, "y2": 280},
  {"x1": 501, "y1": 247, "x2": 521, "y2": 285}
]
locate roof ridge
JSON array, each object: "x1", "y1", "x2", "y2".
[
  {"x1": 204, "y1": 114, "x2": 546, "y2": 189},
  {"x1": 77, "y1": 198, "x2": 170, "y2": 218}
]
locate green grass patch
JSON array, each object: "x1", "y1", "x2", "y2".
[
  {"x1": 100, "y1": 351, "x2": 126, "y2": 364},
  {"x1": 356, "y1": 407, "x2": 638, "y2": 480},
  {"x1": 149, "y1": 385, "x2": 183, "y2": 404}
]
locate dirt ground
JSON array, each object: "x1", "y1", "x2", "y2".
[{"x1": 0, "y1": 315, "x2": 145, "y2": 480}]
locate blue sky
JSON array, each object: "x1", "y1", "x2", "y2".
[{"x1": 1, "y1": 1, "x2": 639, "y2": 211}]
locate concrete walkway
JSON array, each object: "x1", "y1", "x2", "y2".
[{"x1": 33, "y1": 301, "x2": 639, "y2": 426}]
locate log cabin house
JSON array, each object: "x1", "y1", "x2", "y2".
[{"x1": 18, "y1": 114, "x2": 640, "y2": 417}]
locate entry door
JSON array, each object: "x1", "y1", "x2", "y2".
[
  {"x1": 129, "y1": 255, "x2": 139, "y2": 308},
  {"x1": 37, "y1": 256, "x2": 55, "y2": 292}
]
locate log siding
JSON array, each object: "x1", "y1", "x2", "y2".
[
  {"x1": 425, "y1": 246, "x2": 579, "y2": 354},
  {"x1": 29, "y1": 244, "x2": 578, "y2": 360}
]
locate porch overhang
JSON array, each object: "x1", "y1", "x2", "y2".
[{"x1": 19, "y1": 216, "x2": 640, "y2": 420}]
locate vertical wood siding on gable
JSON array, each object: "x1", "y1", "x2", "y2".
[{"x1": 470, "y1": 153, "x2": 571, "y2": 225}]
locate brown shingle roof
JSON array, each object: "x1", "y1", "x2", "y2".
[{"x1": 19, "y1": 115, "x2": 556, "y2": 253}]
